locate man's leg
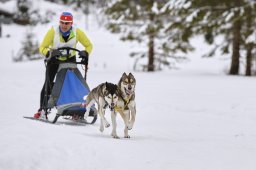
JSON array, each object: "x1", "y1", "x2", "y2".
[{"x1": 38, "y1": 62, "x2": 59, "y2": 111}]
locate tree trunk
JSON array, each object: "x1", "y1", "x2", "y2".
[
  {"x1": 77, "y1": 0, "x2": 81, "y2": 8},
  {"x1": 229, "y1": 15, "x2": 241, "y2": 75},
  {"x1": 246, "y1": 44, "x2": 253, "y2": 76},
  {"x1": 62, "y1": 0, "x2": 68, "y2": 4},
  {"x1": 147, "y1": 12, "x2": 155, "y2": 72},
  {"x1": 0, "y1": 24, "x2": 2, "y2": 38},
  {"x1": 245, "y1": 6, "x2": 253, "y2": 76},
  {"x1": 148, "y1": 34, "x2": 154, "y2": 72}
]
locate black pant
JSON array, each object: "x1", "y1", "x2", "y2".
[{"x1": 38, "y1": 57, "x2": 76, "y2": 111}]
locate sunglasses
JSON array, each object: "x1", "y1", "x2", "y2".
[{"x1": 60, "y1": 21, "x2": 72, "y2": 25}]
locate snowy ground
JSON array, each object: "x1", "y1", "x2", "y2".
[{"x1": 1, "y1": 1, "x2": 256, "y2": 170}]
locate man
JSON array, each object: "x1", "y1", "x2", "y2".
[{"x1": 34, "y1": 12, "x2": 93, "y2": 119}]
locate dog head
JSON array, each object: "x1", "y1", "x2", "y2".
[
  {"x1": 118, "y1": 72, "x2": 136, "y2": 96},
  {"x1": 103, "y1": 82, "x2": 118, "y2": 111}
]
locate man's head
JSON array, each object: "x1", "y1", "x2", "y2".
[{"x1": 59, "y1": 12, "x2": 73, "y2": 33}]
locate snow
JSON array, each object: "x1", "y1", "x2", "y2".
[
  {"x1": 186, "y1": 9, "x2": 199, "y2": 22},
  {"x1": 246, "y1": 31, "x2": 255, "y2": 44},
  {"x1": 224, "y1": 11, "x2": 234, "y2": 22},
  {"x1": 151, "y1": 2, "x2": 159, "y2": 14},
  {"x1": 0, "y1": 0, "x2": 17, "y2": 14},
  {"x1": 1, "y1": 1, "x2": 256, "y2": 170}
]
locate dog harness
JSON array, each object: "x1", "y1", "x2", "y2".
[{"x1": 115, "y1": 96, "x2": 130, "y2": 111}]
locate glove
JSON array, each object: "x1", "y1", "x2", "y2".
[
  {"x1": 79, "y1": 50, "x2": 89, "y2": 65},
  {"x1": 50, "y1": 49, "x2": 61, "y2": 58},
  {"x1": 79, "y1": 50, "x2": 88, "y2": 58}
]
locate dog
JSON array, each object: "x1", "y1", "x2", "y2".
[
  {"x1": 84, "y1": 82, "x2": 118, "y2": 132},
  {"x1": 111, "y1": 72, "x2": 136, "y2": 139}
]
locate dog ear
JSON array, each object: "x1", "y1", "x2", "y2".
[
  {"x1": 101, "y1": 82, "x2": 106, "y2": 92},
  {"x1": 128, "y1": 73, "x2": 136, "y2": 84},
  {"x1": 105, "y1": 82, "x2": 109, "y2": 88},
  {"x1": 128, "y1": 72, "x2": 134, "y2": 78},
  {"x1": 122, "y1": 72, "x2": 127, "y2": 78}
]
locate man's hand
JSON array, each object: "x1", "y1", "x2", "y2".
[
  {"x1": 46, "y1": 49, "x2": 61, "y2": 58},
  {"x1": 79, "y1": 50, "x2": 89, "y2": 65},
  {"x1": 79, "y1": 50, "x2": 88, "y2": 58},
  {"x1": 49, "y1": 49, "x2": 61, "y2": 58}
]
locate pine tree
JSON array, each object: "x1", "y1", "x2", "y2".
[
  {"x1": 183, "y1": 0, "x2": 256, "y2": 75},
  {"x1": 14, "y1": 0, "x2": 30, "y2": 25},
  {"x1": 105, "y1": 0, "x2": 189, "y2": 72},
  {"x1": 13, "y1": 30, "x2": 41, "y2": 62}
]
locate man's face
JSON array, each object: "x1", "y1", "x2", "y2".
[{"x1": 59, "y1": 21, "x2": 72, "y2": 32}]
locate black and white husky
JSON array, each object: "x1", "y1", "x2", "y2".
[
  {"x1": 84, "y1": 82, "x2": 118, "y2": 132},
  {"x1": 112, "y1": 72, "x2": 136, "y2": 138}
]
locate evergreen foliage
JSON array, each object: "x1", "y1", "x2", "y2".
[
  {"x1": 182, "y1": 0, "x2": 256, "y2": 75},
  {"x1": 105, "y1": 0, "x2": 192, "y2": 71},
  {"x1": 13, "y1": 30, "x2": 42, "y2": 62},
  {"x1": 104, "y1": 0, "x2": 256, "y2": 75}
]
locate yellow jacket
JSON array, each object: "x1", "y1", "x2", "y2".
[{"x1": 39, "y1": 26, "x2": 93, "y2": 57}]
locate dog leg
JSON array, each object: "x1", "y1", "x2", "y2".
[
  {"x1": 118, "y1": 109, "x2": 129, "y2": 127},
  {"x1": 98, "y1": 107, "x2": 110, "y2": 129},
  {"x1": 100, "y1": 118, "x2": 104, "y2": 132},
  {"x1": 127, "y1": 102, "x2": 136, "y2": 130},
  {"x1": 99, "y1": 108, "x2": 110, "y2": 132},
  {"x1": 111, "y1": 110, "x2": 119, "y2": 139},
  {"x1": 117, "y1": 109, "x2": 130, "y2": 138},
  {"x1": 102, "y1": 109, "x2": 110, "y2": 128},
  {"x1": 124, "y1": 128, "x2": 130, "y2": 138},
  {"x1": 98, "y1": 107, "x2": 105, "y2": 132},
  {"x1": 84, "y1": 99, "x2": 95, "y2": 120},
  {"x1": 123, "y1": 110, "x2": 130, "y2": 138},
  {"x1": 98, "y1": 98, "x2": 110, "y2": 129}
]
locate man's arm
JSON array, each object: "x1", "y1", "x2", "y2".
[
  {"x1": 39, "y1": 27, "x2": 55, "y2": 56},
  {"x1": 76, "y1": 28, "x2": 93, "y2": 55}
]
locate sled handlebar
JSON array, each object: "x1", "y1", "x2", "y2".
[
  {"x1": 44, "y1": 47, "x2": 87, "y2": 64},
  {"x1": 57, "y1": 47, "x2": 81, "y2": 53}
]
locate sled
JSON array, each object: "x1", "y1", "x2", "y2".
[{"x1": 41, "y1": 47, "x2": 97, "y2": 124}]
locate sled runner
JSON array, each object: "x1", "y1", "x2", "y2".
[{"x1": 40, "y1": 47, "x2": 97, "y2": 124}]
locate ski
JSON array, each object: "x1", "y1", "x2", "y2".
[
  {"x1": 62, "y1": 117, "x2": 88, "y2": 124},
  {"x1": 23, "y1": 116, "x2": 88, "y2": 125},
  {"x1": 23, "y1": 116, "x2": 53, "y2": 124}
]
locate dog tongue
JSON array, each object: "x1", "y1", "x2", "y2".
[{"x1": 125, "y1": 89, "x2": 133, "y2": 95}]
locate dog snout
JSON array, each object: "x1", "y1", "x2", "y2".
[
  {"x1": 109, "y1": 103, "x2": 115, "y2": 111},
  {"x1": 109, "y1": 106, "x2": 114, "y2": 111},
  {"x1": 128, "y1": 85, "x2": 132, "y2": 90}
]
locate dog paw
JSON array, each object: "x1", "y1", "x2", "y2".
[
  {"x1": 124, "y1": 135, "x2": 130, "y2": 138},
  {"x1": 99, "y1": 127, "x2": 104, "y2": 132},
  {"x1": 111, "y1": 132, "x2": 119, "y2": 139},
  {"x1": 127, "y1": 124, "x2": 133, "y2": 130},
  {"x1": 105, "y1": 123, "x2": 110, "y2": 128},
  {"x1": 103, "y1": 120, "x2": 110, "y2": 128},
  {"x1": 112, "y1": 135, "x2": 120, "y2": 139}
]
